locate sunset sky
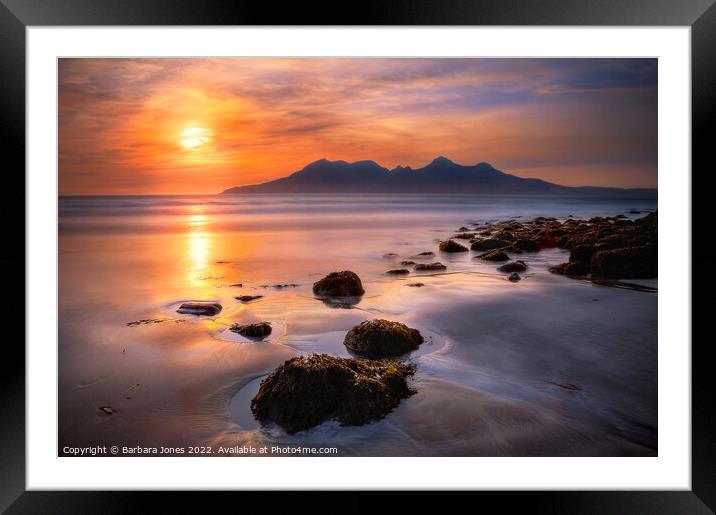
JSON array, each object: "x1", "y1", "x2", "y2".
[{"x1": 59, "y1": 58, "x2": 657, "y2": 195}]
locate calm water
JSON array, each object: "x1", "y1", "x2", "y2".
[{"x1": 59, "y1": 194, "x2": 658, "y2": 456}]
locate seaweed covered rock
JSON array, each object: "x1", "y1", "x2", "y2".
[
  {"x1": 250, "y1": 354, "x2": 416, "y2": 434},
  {"x1": 343, "y1": 319, "x2": 424, "y2": 357},
  {"x1": 590, "y1": 245, "x2": 657, "y2": 278},
  {"x1": 498, "y1": 260, "x2": 527, "y2": 273},
  {"x1": 569, "y1": 244, "x2": 597, "y2": 264},
  {"x1": 471, "y1": 238, "x2": 511, "y2": 251},
  {"x1": 514, "y1": 239, "x2": 541, "y2": 252},
  {"x1": 414, "y1": 262, "x2": 447, "y2": 271},
  {"x1": 235, "y1": 295, "x2": 263, "y2": 302},
  {"x1": 549, "y1": 262, "x2": 590, "y2": 277},
  {"x1": 439, "y1": 240, "x2": 468, "y2": 252},
  {"x1": 176, "y1": 302, "x2": 222, "y2": 316},
  {"x1": 477, "y1": 250, "x2": 510, "y2": 261},
  {"x1": 312, "y1": 271, "x2": 365, "y2": 297},
  {"x1": 230, "y1": 321, "x2": 272, "y2": 339}
]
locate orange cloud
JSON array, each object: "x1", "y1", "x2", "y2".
[{"x1": 59, "y1": 58, "x2": 657, "y2": 194}]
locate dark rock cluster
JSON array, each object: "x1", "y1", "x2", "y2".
[{"x1": 454, "y1": 212, "x2": 657, "y2": 280}]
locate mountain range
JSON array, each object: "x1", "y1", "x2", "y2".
[{"x1": 221, "y1": 157, "x2": 657, "y2": 198}]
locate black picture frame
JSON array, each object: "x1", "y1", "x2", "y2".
[{"x1": 2, "y1": 0, "x2": 712, "y2": 512}]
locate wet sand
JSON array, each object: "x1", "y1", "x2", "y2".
[{"x1": 59, "y1": 195, "x2": 657, "y2": 456}]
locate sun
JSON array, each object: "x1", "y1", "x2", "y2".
[{"x1": 180, "y1": 126, "x2": 210, "y2": 150}]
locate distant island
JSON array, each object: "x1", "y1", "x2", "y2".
[{"x1": 221, "y1": 157, "x2": 657, "y2": 198}]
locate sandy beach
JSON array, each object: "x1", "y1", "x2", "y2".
[{"x1": 59, "y1": 194, "x2": 657, "y2": 456}]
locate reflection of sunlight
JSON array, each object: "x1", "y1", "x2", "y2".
[
  {"x1": 189, "y1": 231, "x2": 209, "y2": 271},
  {"x1": 189, "y1": 214, "x2": 207, "y2": 227},
  {"x1": 186, "y1": 210, "x2": 212, "y2": 285}
]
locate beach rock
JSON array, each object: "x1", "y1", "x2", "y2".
[
  {"x1": 508, "y1": 272, "x2": 521, "y2": 282},
  {"x1": 470, "y1": 238, "x2": 511, "y2": 251},
  {"x1": 382, "y1": 253, "x2": 399, "y2": 259},
  {"x1": 400, "y1": 260, "x2": 416, "y2": 266},
  {"x1": 549, "y1": 262, "x2": 590, "y2": 277},
  {"x1": 439, "y1": 240, "x2": 469, "y2": 252},
  {"x1": 406, "y1": 282, "x2": 425, "y2": 287},
  {"x1": 477, "y1": 250, "x2": 509, "y2": 261},
  {"x1": 312, "y1": 271, "x2": 365, "y2": 297},
  {"x1": 413, "y1": 251, "x2": 435, "y2": 258},
  {"x1": 250, "y1": 354, "x2": 416, "y2": 434},
  {"x1": 569, "y1": 244, "x2": 597, "y2": 264},
  {"x1": 494, "y1": 231, "x2": 516, "y2": 241},
  {"x1": 414, "y1": 262, "x2": 447, "y2": 271},
  {"x1": 236, "y1": 295, "x2": 263, "y2": 302},
  {"x1": 514, "y1": 239, "x2": 541, "y2": 252},
  {"x1": 386, "y1": 269, "x2": 410, "y2": 275},
  {"x1": 230, "y1": 321, "x2": 272, "y2": 339},
  {"x1": 453, "y1": 232, "x2": 475, "y2": 240},
  {"x1": 497, "y1": 260, "x2": 527, "y2": 273},
  {"x1": 590, "y1": 245, "x2": 657, "y2": 278},
  {"x1": 176, "y1": 302, "x2": 222, "y2": 316},
  {"x1": 126, "y1": 318, "x2": 170, "y2": 326},
  {"x1": 344, "y1": 319, "x2": 424, "y2": 357}
]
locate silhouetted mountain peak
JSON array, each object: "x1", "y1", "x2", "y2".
[
  {"x1": 221, "y1": 156, "x2": 657, "y2": 199},
  {"x1": 427, "y1": 156, "x2": 456, "y2": 167}
]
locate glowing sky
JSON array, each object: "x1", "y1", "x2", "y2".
[{"x1": 59, "y1": 58, "x2": 657, "y2": 195}]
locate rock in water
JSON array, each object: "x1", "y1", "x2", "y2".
[
  {"x1": 343, "y1": 319, "x2": 424, "y2": 357},
  {"x1": 590, "y1": 245, "x2": 657, "y2": 278},
  {"x1": 549, "y1": 262, "x2": 590, "y2": 277},
  {"x1": 471, "y1": 238, "x2": 511, "y2": 251},
  {"x1": 230, "y1": 322, "x2": 272, "y2": 339},
  {"x1": 514, "y1": 239, "x2": 540, "y2": 252},
  {"x1": 312, "y1": 271, "x2": 365, "y2": 297},
  {"x1": 235, "y1": 295, "x2": 263, "y2": 302},
  {"x1": 251, "y1": 354, "x2": 416, "y2": 434},
  {"x1": 386, "y1": 269, "x2": 410, "y2": 275},
  {"x1": 508, "y1": 272, "x2": 521, "y2": 282},
  {"x1": 414, "y1": 262, "x2": 447, "y2": 271},
  {"x1": 477, "y1": 250, "x2": 510, "y2": 261},
  {"x1": 176, "y1": 302, "x2": 222, "y2": 316},
  {"x1": 497, "y1": 260, "x2": 527, "y2": 273},
  {"x1": 439, "y1": 240, "x2": 469, "y2": 252}
]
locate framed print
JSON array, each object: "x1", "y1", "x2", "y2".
[{"x1": 4, "y1": 0, "x2": 714, "y2": 512}]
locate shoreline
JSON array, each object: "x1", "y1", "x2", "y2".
[{"x1": 59, "y1": 204, "x2": 658, "y2": 457}]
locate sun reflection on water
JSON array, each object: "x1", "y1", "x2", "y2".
[{"x1": 186, "y1": 210, "x2": 212, "y2": 285}]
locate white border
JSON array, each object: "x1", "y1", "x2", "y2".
[{"x1": 27, "y1": 27, "x2": 691, "y2": 490}]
